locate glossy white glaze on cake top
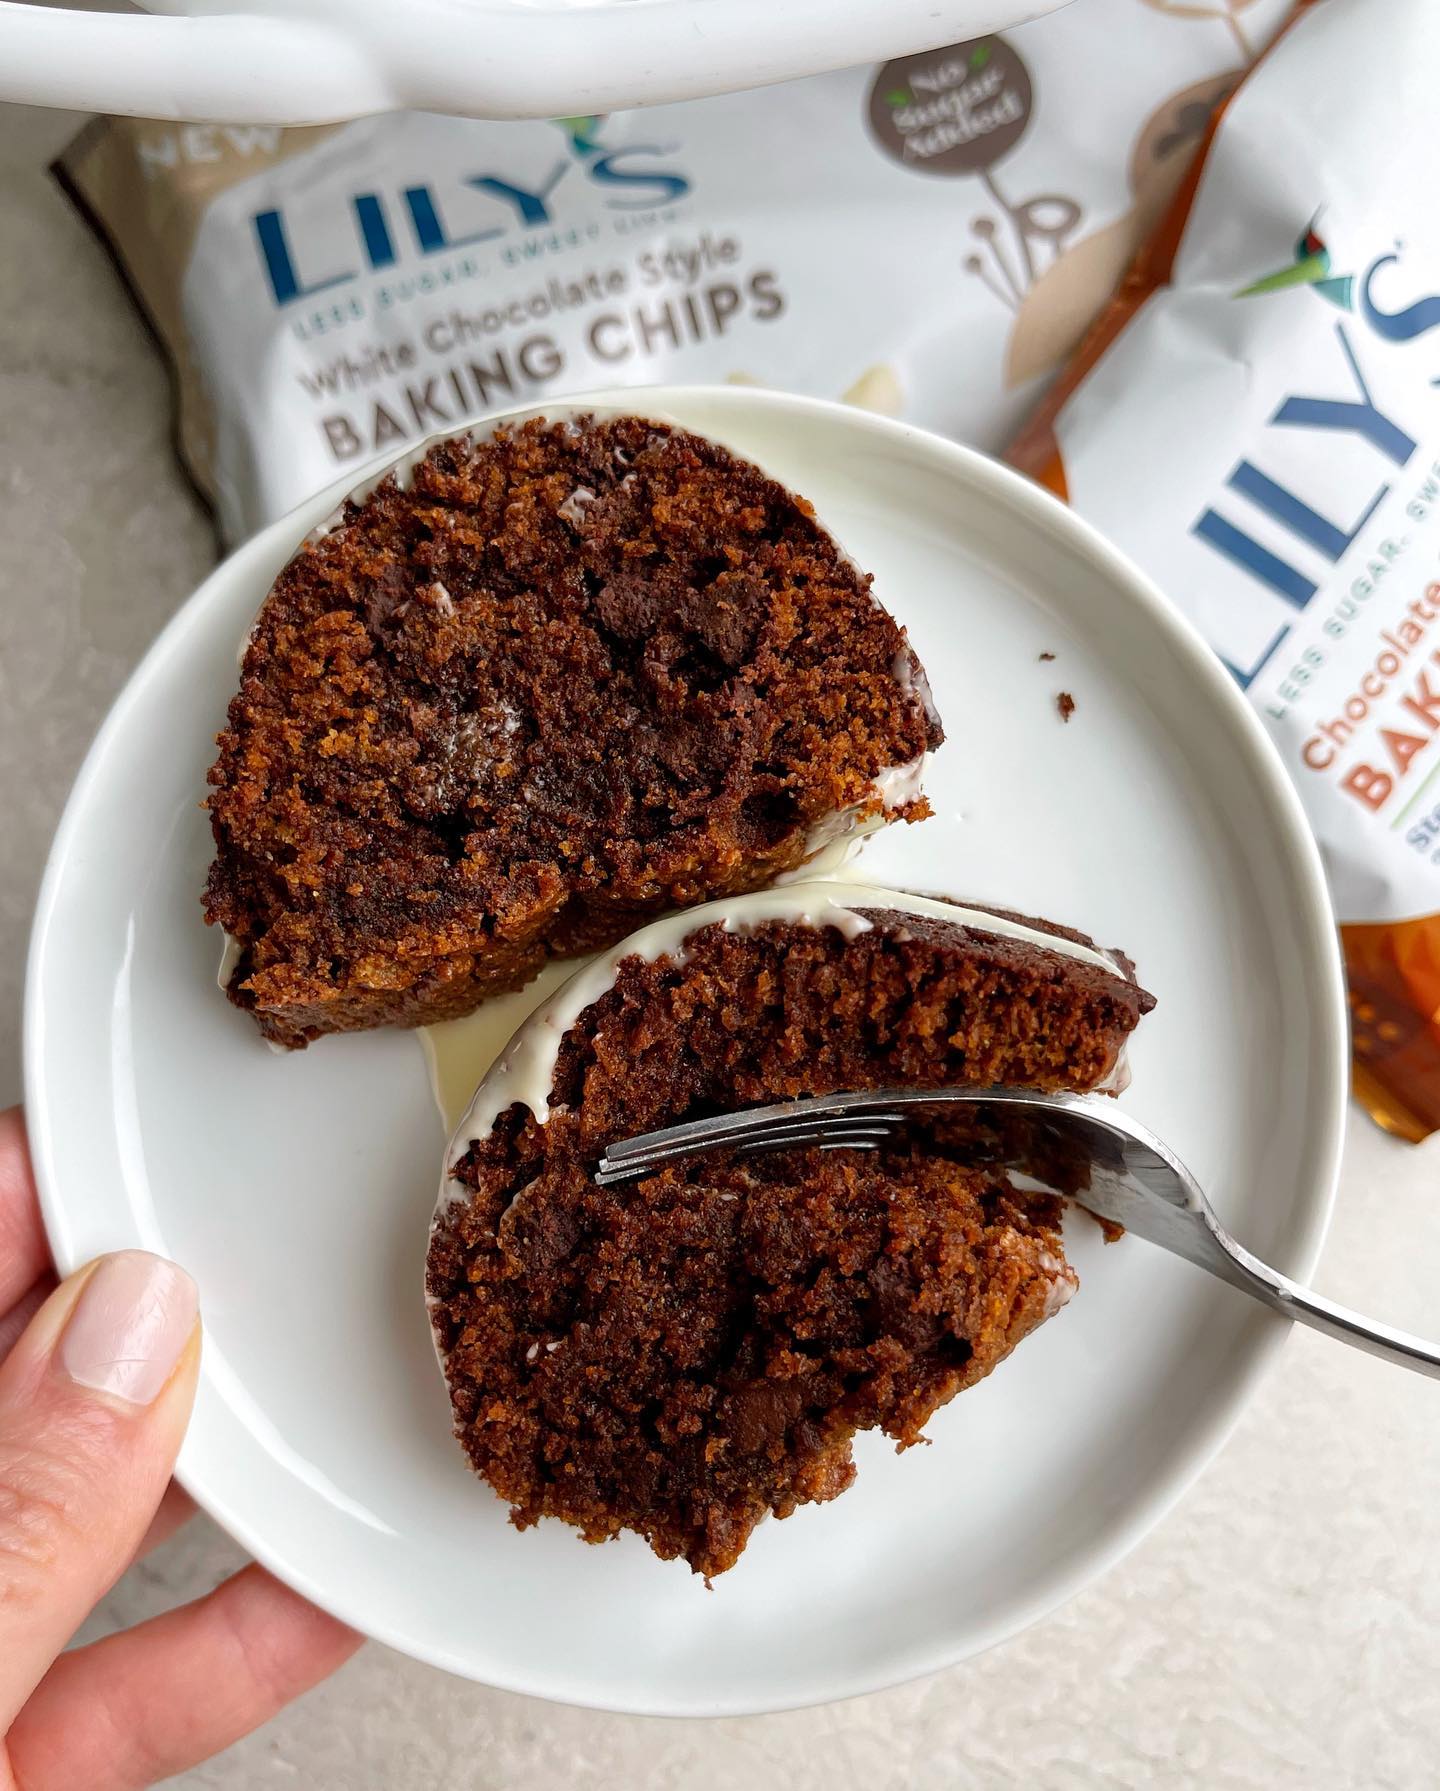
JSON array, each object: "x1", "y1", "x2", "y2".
[{"x1": 441, "y1": 880, "x2": 1130, "y2": 1195}]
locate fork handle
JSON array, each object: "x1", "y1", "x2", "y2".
[{"x1": 1219, "y1": 1234, "x2": 1440, "y2": 1379}]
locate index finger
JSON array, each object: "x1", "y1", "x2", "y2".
[{"x1": 0, "y1": 1106, "x2": 52, "y2": 1312}]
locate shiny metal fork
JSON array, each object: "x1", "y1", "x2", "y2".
[{"x1": 596, "y1": 1087, "x2": 1440, "y2": 1379}]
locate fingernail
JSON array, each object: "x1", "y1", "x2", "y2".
[{"x1": 58, "y1": 1251, "x2": 198, "y2": 1406}]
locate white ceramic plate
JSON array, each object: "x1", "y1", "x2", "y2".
[
  {"x1": 0, "y1": 0, "x2": 1070, "y2": 126},
  {"x1": 26, "y1": 388, "x2": 1346, "y2": 1716}
]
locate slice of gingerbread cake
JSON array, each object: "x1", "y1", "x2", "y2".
[
  {"x1": 204, "y1": 414, "x2": 941, "y2": 1048},
  {"x1": 427, "y1": 882, "x2": 1154, "y2": 1579}
]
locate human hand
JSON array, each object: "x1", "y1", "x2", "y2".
[{"x1": 0, "y1": 1106, "x2": 361, "y2": 1790}]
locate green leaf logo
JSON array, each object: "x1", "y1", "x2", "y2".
[
  {"x1": 969, "y1": 42, "x2": 992, "y2": 68},
  {"x1": 885, "y1": 88, "x2": 910, "y2": 108}
]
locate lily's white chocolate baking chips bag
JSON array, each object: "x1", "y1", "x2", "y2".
[
  {"x1": 1012, "y1": 0, "x2": 1440, "y2": 1140},
  {"x1": 55, "y1": 0, "x2": 1288, "y2": 545}
]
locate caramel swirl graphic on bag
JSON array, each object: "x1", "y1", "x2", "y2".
[{"x1": 1004, "y1": 71, "x2": 1238, "y2": 390}]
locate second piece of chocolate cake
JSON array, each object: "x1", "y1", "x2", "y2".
[{"x1": 428, "y1": 883, "x2": 1154, "y2": 1579}]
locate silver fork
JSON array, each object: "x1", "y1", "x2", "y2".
[{"x1": 596, "y1": 1087, "x2": 1440, "y2": 1378}]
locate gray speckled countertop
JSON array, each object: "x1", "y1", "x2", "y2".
[{"x1": 5, "y1": 94, "x2": 1440, "y2": 1791}]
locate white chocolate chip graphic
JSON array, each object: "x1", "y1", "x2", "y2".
[
  {"x1": 841, "y1": 365, "x2": 904, "y2": 416},
  {"x1": 726, "y1": 366, "x2": 904, "y2": 417}
]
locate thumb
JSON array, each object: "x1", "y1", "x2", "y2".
[{"x1": 0, "y1": 1251, "x2": 199, "y2": 1727}]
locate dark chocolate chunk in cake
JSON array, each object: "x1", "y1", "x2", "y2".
[
  {"x1": 204, "y1": 416, "x2": 941, "y2": 1048},
  {"x1": 427, "y1": 884, "x2": 1153, "y2": 1578}
]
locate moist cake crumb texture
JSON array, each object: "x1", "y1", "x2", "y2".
[
  {"x1": 204, "y1": 415, "x2": 941, "y2": 1047},
  {"x1": 428, "y1": 901, "x2": 1154, "y2": 1578}
]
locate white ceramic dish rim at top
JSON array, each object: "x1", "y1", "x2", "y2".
[
  {"x1": 25, "y1": 386, "x2": 1348, "y2": 1714},
  {"x1": 0, "y1": 0, "x2": 1071, "y2": 126}
]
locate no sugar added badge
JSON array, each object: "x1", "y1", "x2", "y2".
[
  {"x1": 867, "y1": 37, "x2": 1032, "y2": 177},
  {"x1": 868, "y1": 39, "x2": 1081, "y2": 334}
]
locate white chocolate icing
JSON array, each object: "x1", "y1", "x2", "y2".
[
  {"x1": 775, "y1": 824, "x2": 869, "y2": 885},
  {"x1": 778, "y1": 737, "x2": 930, "y2": 881},
  {"x1": 872, "y1": 751, "x2": 928, "y2": 811},
  {"x1": 214, "y1": 932, "x2": 289, "y2": 1057},
  {"x1": 785, "y1": 655, "x2": 936, "y2": 878},
  {"x1": 1037, "y1": 1246, "x2": 1079, "y2": 1318},
  {"x1": 419, "y1": 954, "x2": 594, "y2": 1135},
  {"x1": 216, "y1": 931, "x2": 242, "y2": 991},
  {"x1": 778, "y1": 803, "x2": 886, "y2": 885},
  {"x1": 440, "y1": 880, "x2": 1132, "y2": 1202},
  {"x1": 557, "y1": 485, "x2": 597, "y2": 526}
]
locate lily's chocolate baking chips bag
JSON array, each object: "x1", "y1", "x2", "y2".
[{"x1": 1011, "y1": 0, "x2": 1440, "y2": 1140}]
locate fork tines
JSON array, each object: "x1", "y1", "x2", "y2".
[{"x1": 594, "y1": 1096, "x2": 905, "y2": 1185}]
